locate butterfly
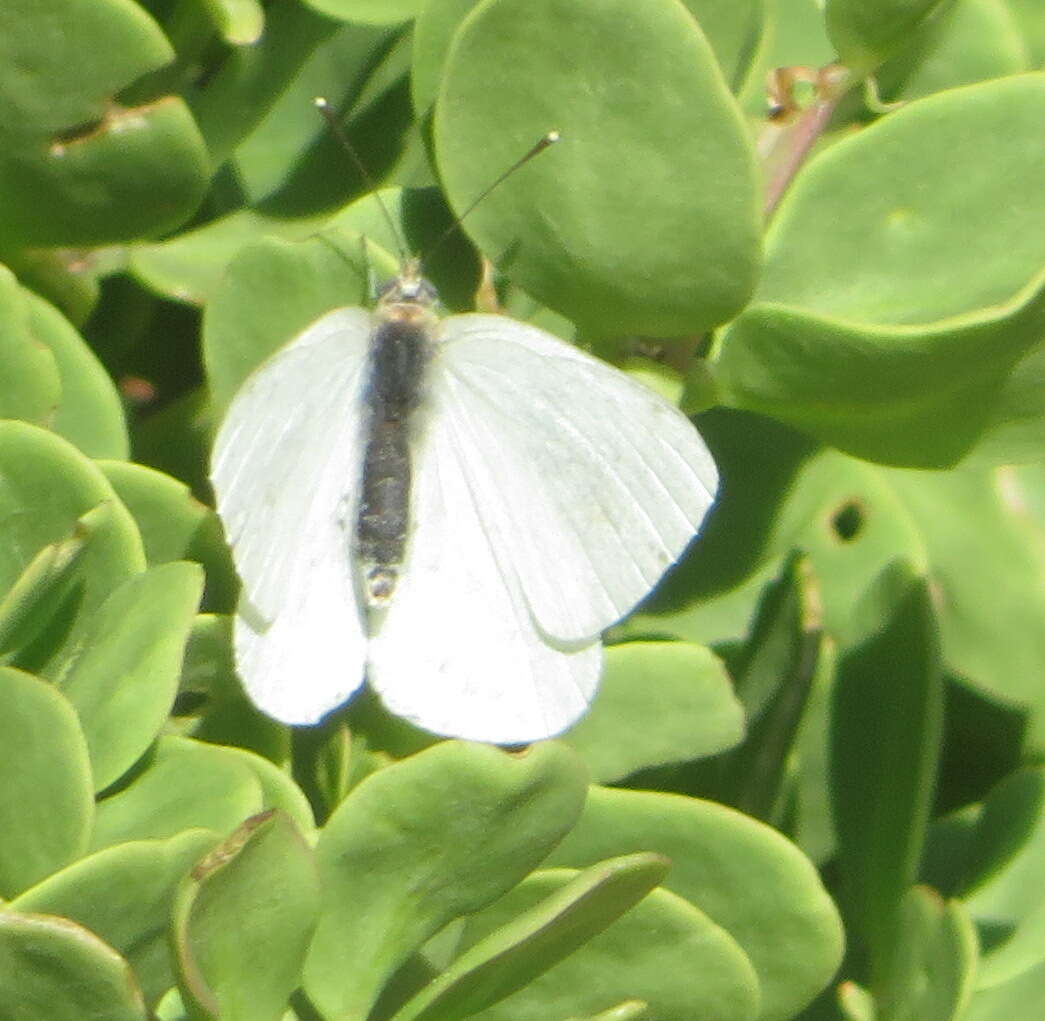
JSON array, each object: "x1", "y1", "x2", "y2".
[{"x1": 210, "y1": 250, "x2": 718, "y2": 744}]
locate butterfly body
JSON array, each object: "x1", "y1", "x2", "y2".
[{"x1": 356, "y1": 264, "x2": 436, "y2": 605}]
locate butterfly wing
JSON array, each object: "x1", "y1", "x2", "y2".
[
  {"x1": 427, "y1": 314, "x2": 718, "y2": 644},
  {"x1": 210, "y1": 308, "x2": 373, "y2": 725},
  {"x1": 366, "y1": 400, "x2": 602, "y2": 744}
]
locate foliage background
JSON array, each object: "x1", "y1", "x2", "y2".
[{"x1": 0, "y1": 0, "x2": 1043, "y2": 1019}]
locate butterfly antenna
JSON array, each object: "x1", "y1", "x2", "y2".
[
  {"x1": 314, "y1": 96, "x2": 410, "y2": 266},
  {"x1": 426, "y1": 130, "x2": 560, "y2": 262}
]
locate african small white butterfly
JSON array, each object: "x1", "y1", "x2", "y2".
[{"x1": 211, "y1": 115, "x2": 718, "y2": 744}]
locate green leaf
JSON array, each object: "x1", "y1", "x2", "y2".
[
  {"x1": 301, "y1": 0, "x2": 425, "y2": 24},
  {"x1": 53, "y1": 561, "x2": 204, "y2": 792},
  {"x1": 0, "y1": 913, "x2": 148, "y2": 1021},
  {"x1": 714, "y1": 74, "x2": 1045, "y2": 467},
  {"x1": 682, "y1": 0, "x2": 767, "y2": 92},
  {"x1": 0, "y1": 508, "x2": 93, "y2": 659},
  {"x1": 0, "y1": 422, "x2": 145, "y2": 671},
  {"x1": 303, "y1": 740, "x2": 589, "y2": 1020},
  {"x1": 232, "y1": 22, "x2": 405, "y2": 202},
  {"x1": 878, "y1": 465, "x2": 1045, "y2": 750},
  {"x1": 185, "y1": 0, "x2": 339, "y2": 168},
  {"x1": 873, "y1": 0, "x2": 1030, "y2": 103},
  {"x1": 0, "y1": 667, "x2": 93, "y2": 898},
  {"x1": 435, "y1": 0, "x2": 761, "y2": 336},
  {"x1": 412, "y1": 0, "x2": 766, "y2": 115},
  {"x1": 704, "y1": 552, "x2": 823, "y2": 821},
  {"x1": 546, "y1": 786, "x2": 844, "y2": 1021},
  {"x1": 0, "y1": 0, "x2": 209, "y2": 245},
  {"x1": 839, "y1": 981, "x2": 878, "y2": 1021},
  {"x1": 457, "y1": 871, "x2": 760, "y2": 1021},
  {"x1": 11, "y1": 830, "x2": 218, "y2": 1007},
  {"x1": 960, "y1": 767, "x2": 1045, "y2": 937},
  {"x1": 25, "y1": 288, "x2": 128, "y2": 459},
  {"x1": 391, "y1": 854, "x2": 670, "y2": 1021},
  {"x1": 201, "y1": 0, "x2": 265, "y2": 45},
  {"x1": 825, "y1": 0, "x2": 951, "y2": 75},
  {"x1": 129, "y1": 208, "x2": 331, "y2": 308},
  {"x1": 0, "y1": 264, "x2": 61, "y2": 424},
  {"x1": 830, "y1": 563, "x2": 943, "y2": 984},
  {"x1": 561, "y1": 641, "x2": 744, "y2": 784},
  {"x1": 1007, "y1": 0, "x2": 1045, "y2": 68},
  {"x1": 172, "y1": 812, "x2": 320, "y2": 1021},
  {"x1": 91, "y1": 736, "x2": 265, "y2": 851},
  {"x1": 877, "y1": 887, "x2": 978, "y2": 1021},
  {"x1": 204, "y1": 742, "x2": 316, "y2": 839},
  {"x1": 99, "y1": 460, "x2": 238, "y2": 614}
]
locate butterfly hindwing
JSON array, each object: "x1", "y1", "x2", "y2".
[{"x1": 367, "y1": 381, "x2": 601, "y2": 744}]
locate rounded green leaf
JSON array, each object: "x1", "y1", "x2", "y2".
[
  {"x1": 435, "y1": 0, "x2": 761, "y2": 336},
  {"x1": 304, "y1": 740, "x2": 589, "y2": 1020},
  {"x1": 90, "y1": 736, "x2": 265, "y2": 851},
  {"x1": 874, "y1": 0, "x2": 1029, "y2": 103},
  {"x1": 457, "y1": 870, "x2": 760, "y2": 1021},
  {"x1": 172, "y1": 812, "x2": 319, "y2": 1021},
  {"x1": 0, "y1": 264, "x2": 61, "y2": 425},
  {"x1": 130, "y1": 208, "x2": 329, "y2": 307},
  {"x1": 100, "y1": 461, "x2": 238, "y2": 614},
  {"x1": 547, "y1": 786, "x2": 844, "y2": 1021},
  {"x1": 11, "y1": 830, "x2": 219, "y2": 1007},
  {"x1": 0, "y1": 667, "x2": 93, "y2": 898},
  {"x1": 562, "y1": 642, "x2": 744, "y2": 783},
  {"x1": 825, "y1": 0, "x2": 950, "y2": 75},
  {"x1": 55, "y1": 562, "x2": 205, "y2": 792},
  {"x1": 26, "y1": 288, "x2": 128, "y2": 459},
  {"x1": 412, "y1": 0, "x2": 765, "y2": 115},
  {"x1": 715, "y1": 74, "x2": 1045, "y2": 466},
  {"x1": 393, "y1": 854, "x2": 670, "y2": 1021},
  {"x1": 204, "y1": 743, "x2": 316, "y2": 838},
  {"x1": 0, "y1": 0, "x2": 209, "y2": 245},
  {"x1": 0, "y1": 422, "x2": 144, "y2": 669},
  {"x1": 411, "y1": 0, "x2": 485, "y2": 115},
  {"x1": 0, "y1": 913, "x2": 148, "y2": 1021}
]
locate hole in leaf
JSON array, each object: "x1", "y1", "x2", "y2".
[{"x1": 831, "y1": 500, "x2": 865, "y2": 542}]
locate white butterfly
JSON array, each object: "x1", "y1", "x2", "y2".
[{"x1": 211, "y1": 258, "x2": 718, "y2": 744}]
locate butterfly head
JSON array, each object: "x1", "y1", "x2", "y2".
[{"x1": 377, "y1": 259, "x2": 439, "y2": 316}]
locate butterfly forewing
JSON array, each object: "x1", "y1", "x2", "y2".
[{"x1": 211, "y1": 308, "x2": 373, "y2": 724}]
